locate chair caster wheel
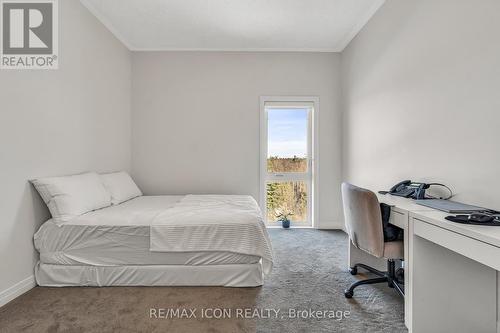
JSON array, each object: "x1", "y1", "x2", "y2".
[
  {"x1": 344, "y1": 290, "x2": 353, "y2": 298},
  {"x1": 349, "y1": 267, "x2": 358, "y2": 275}
]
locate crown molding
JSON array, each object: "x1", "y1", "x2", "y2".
[
  {"x1": 336, "y1": 0, "x2": 385, "y2": 51},
  {"x1": 130, "y1": 47, "x2": 340, "y2": 53},
  {"x1": 80, "y1": 0, "x2": 384, "y2": 53},
  {"x1": 80, "y1": 0, "x2": 135, "y2": 50}
]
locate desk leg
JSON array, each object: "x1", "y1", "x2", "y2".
[
  {"x1": 404, "y1": 217, "x2": 410, "y2": 329},
  {"x1": 497, "y1": 271, "x2": 500, "y2": 333},
  {"x1": 410, "y1": 230, "x2": 496, "y2": 333}
]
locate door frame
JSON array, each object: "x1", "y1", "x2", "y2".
[{"x1": 259, "y1": 96, "x2": 319, "y2": 228}]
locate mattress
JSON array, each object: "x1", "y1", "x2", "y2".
[{"x1": 34, "y1": 196, "x2": 260, "y2": 266}]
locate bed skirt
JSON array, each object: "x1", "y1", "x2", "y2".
[{"x1": 35, "y1": 261, "x2": 264, "y2": 287}]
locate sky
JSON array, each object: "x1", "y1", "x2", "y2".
[{"x1": 267, "y1": 108, "x2": 308, "y2": 158}]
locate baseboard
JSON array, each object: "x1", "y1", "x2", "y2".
[
  {"x1": 317, "y1": 227, "x2": 343, "y2": 230},
  {"x1": 267, "y1": 221, "x2": 344, "y2": 229},
  {"x1": 0, "y1": 275, "x2": 36, "y2": 308},
  {"x1": 315, "y1": 221, "x2": 344, "y2": 230}
]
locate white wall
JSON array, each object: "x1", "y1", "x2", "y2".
[
  {"x1": 0, "y1": 0, "x2": 131, "y2": 303},
  {"x1": 132, "y1": 52, "x2": 343, "y2": 228},
  {"x1": 341, "y1": 0, "x2": 500, "y2": 209}
]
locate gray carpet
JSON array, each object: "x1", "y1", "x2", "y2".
[{"x1": 0, "y1": 230, "x2": 406, "y2": 333}]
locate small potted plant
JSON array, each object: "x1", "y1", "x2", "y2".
[{"x1": 275, "y1": 209, "x2": 293, "y2": 229}]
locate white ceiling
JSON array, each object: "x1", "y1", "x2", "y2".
[{"x1": 80, "y1": 0, "x2": 385, "y2": 52}]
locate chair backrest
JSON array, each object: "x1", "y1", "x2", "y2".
[{"x1": 341, "y1": 182, "x2": 384, "y2": 258}]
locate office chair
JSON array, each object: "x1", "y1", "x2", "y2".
[{"x1": 341, "y1": 182, "x2": 404, "y2": 298}]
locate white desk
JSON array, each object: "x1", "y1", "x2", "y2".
[
  {"x1": 409, "y1": 210, "x2": 500, "y2": 333},
  {"x1": 347, "y1": 194, "x2": 500, "y2": 332}
]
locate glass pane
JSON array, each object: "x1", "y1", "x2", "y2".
[
  {"x1": 266, "y1": 181, "x2": 308, "y2": 224},
  {"x1": 267, "y1": 108, "x2": 308, "y2": 173}
]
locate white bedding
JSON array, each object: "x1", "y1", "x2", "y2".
[
  {"x1": 150, "y1": 195, "x2": 273, "y2": 275},
  {"x1": 36, "y1": 262, "x2": 264, "y2": 287},
  {"x1": 35, "y1": 196, "x2": 260, "y2": 266}
]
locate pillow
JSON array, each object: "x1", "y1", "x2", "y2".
[
  {"x1": 31, "y1": 172, "x2": 112, "y2": 222},
  {"x1": 100, "y1": 171, "x2": 142, "y2": 205}
]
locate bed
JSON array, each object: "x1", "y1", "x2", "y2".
[{"x1": 33, "y1": 174, "x2": 273, "y2": 287}]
